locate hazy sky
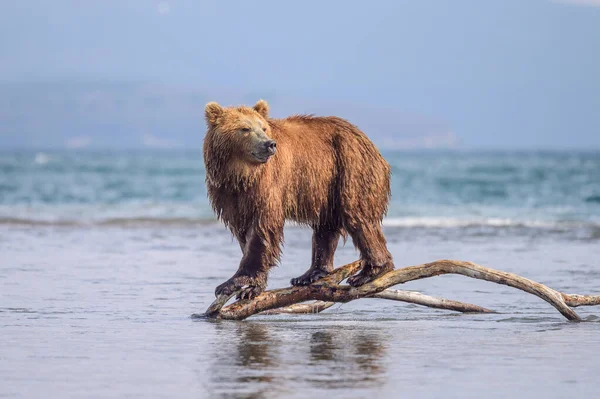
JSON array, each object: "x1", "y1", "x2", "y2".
[{"x1": 1, "y1": 0, "x2": 599, "y2": 149}]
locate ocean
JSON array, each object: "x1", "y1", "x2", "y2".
[
  {"x1": 1, "y1": 150, "x2": 600, "y2": 398},
  {"x1": 1, "y1": 150, "x2": 599, "y2": 231}
]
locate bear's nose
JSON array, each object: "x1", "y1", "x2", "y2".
[{"x1": 265, "y1": 140, "x2": 277, "y2": 154}]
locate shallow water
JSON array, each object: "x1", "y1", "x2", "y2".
[
  {"x1": 1, "y1": 224, "x2": 599, "y2": 398},
  {"x1": 2, "y1": 150, "x2": 599, "y2": 397}
]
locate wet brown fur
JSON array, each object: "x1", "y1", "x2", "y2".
[{"x1": 204, "y1": 100, "x2": 394, "y2": 299}]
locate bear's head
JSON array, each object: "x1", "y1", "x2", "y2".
[{"x1": 203, "y1": 100, "x2": 276, "y2": 185}]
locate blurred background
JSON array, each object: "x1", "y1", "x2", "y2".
[
  {"x1": 2, "y1": 0, "x2": 600, "y2": 150},
  {"x1": 1, "y1": 0, "x2": 599, "y2": 228}
]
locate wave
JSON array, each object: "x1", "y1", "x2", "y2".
[
  {"x1": 0, "y1": 216, "x2": 219, "y2": 227},
  {"x1": 381, "y1": 217, "x2": 579, "y2": 229},
  {"x1": 1, "y1": 215, "x2": 597, "y2": 231}
]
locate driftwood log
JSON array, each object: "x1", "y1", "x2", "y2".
[{"x1": 195, "y1": 260, "x2": 600, "y2": 321}]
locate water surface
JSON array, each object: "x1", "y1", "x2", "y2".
[{"x1": 1, "y1": 151, "x2": 599, "y2": 398}]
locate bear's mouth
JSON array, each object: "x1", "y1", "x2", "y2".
[{"x1": 251, "y1": 152, "x2": 273, "y2": 163}]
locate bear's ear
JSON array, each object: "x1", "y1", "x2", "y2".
[
  {"x1": 205, "y1": 102, "x2": 223, "y2": 126},
  {"x1": 253, "y1": 99, "x2": 269, "y2": 118}
]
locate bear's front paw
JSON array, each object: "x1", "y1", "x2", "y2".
[
  {"x1": 214, "y1": 275, "x2": 266, "y2": 300},
  {"x1": 290, "y1": 268, "x2": 330, "y2": 286},
  {"x1": 215, "y1": 279, "x2": 238, "y2": 297}
]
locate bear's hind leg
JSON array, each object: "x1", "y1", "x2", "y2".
[
  {"x1": 346, "y1": 224, "x2": 394, "y2": 287},
  {"x1": 291, "y1": 225, "x2": 340, "y2": 286}
]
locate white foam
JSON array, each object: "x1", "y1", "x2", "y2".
[
  {"x1": 34, "y1": 152, "x2": 50, "y2": 165},
  {"x1": 382, "y1": 217, "x2": 559, "y2": 228}
]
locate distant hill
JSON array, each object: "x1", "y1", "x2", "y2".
[{"x1": 0, "y1": 81, "x2": 456, "y2": 150}]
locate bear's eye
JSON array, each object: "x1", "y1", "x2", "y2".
[
  {"x1": 262, "y1": 127, "x2": 267, "y2": 132},
  {"x1": 241, "y1": 127, "x2": 251, "y2": 133}
]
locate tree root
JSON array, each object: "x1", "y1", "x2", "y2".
[{"x1": 195, "y1": 259, "x2": 600, "y2": 321}]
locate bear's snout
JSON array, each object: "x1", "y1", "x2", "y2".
[
  {"x1": 250, "y1": 139, "x2": 277, "y2": 163},
  {"x1": 265, "y1": 140, "x2": 277, "y2": 155}
]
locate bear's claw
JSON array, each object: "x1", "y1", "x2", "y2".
[
  {"x1": 215, "y1": 276, "x2": 265, "y2": 300},
  {"x1": 214, "y1": 279, "x2": 237, "y2": 297},
  {"x1": 236, "y1": 285, "x2": 263, "y2": 300},
  {"x1": 346, "y1": 273, "x2": 374, "y2": 287},
  {"x1": 347, "y1": 263, "x2": 394, "y2": 287},
  {"x1": 290, "y1": 269, "x2": 330, "y2": 286}
]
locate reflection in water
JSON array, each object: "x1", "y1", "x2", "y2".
[
  {"x1": 305, "y1": 329, "x2": 388, "y2": 390},
  {"x1": 204, "y1": 321, "x2": 390, "y2": 397},
  {"x1": 309, "y1": 331, "x2": 337, "y2": 362},
  {"x1": 233, "y1": 323, "x2": 276, "y2": 382},
  {"x1": 205, "y1": 322, "x2": 281, "y2": 399},
  {"x1": 352, "y1": 333, "x2": 387, "y2": 382}
]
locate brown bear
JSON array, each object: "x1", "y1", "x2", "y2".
[{"x1": 203, "y1": 100, "x2": 394, "y2": 299}]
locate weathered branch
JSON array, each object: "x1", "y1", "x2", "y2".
[
  {"x1": 196, "y1": 259, "x2": 600, "y2": 321},
  {"x1": 259, "y1": 288, "x2": 494, "y2": 315},
  {"x1": 369, "y1": 290, "x2": 494, "y2": 313}
]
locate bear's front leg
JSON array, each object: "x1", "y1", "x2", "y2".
[{"x1": 215, "y1": 221, "x2": 282, "y2": 300}]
